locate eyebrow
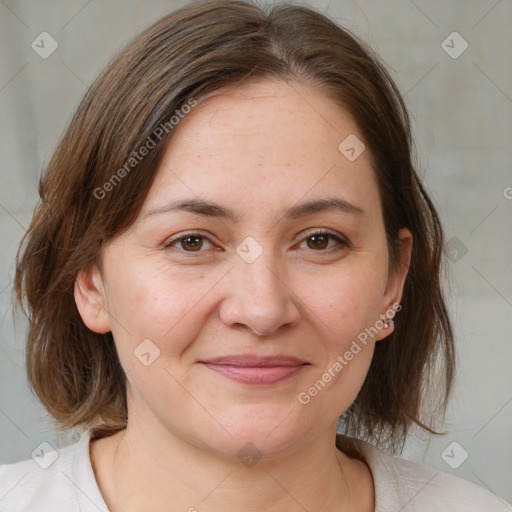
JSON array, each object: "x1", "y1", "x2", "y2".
[{"x1": 144, "y1": 197, "x2": 365, "y2": 221}]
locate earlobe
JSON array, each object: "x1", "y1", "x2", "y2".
[{"x1": 74, "y1": 265, "x2": 111, "y2": 334}]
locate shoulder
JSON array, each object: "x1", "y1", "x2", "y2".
[
  {"x1": 337, "y1": 435, "x2": 512, "y2": 512},
  {"x1": 0, "y1": 430, "x2": 109, "y2": 512},
  {"x1": 0, "y1": 439, "x2": 78, "y2": 512}
]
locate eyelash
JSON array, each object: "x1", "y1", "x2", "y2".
[{"x1": 162, "y1": 229, "x2": 350, "y2": 255}]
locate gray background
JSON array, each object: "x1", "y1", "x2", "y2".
[{"x1": 1, "y1": 0, "x2": 511, "y2": 505}]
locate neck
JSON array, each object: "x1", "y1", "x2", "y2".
[{"x1": 94, "y1": 419, "x2": 370, "y2": 512}]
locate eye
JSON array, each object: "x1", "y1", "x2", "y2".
[
  {"x1": 163, "y1": 229, "x2": 350, "y2": 255},
  {"x1": 297, "y1": 230, "x2": 350, "y2": 251},
  {"x1": 163, "y1": 232, "x2": 214, "y2": 253}
]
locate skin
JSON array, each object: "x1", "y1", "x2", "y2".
[{"x1": 75, "y1": 78, "x2": 412, "y2": 512}]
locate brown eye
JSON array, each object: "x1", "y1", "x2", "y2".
[
  {"x1": 163, "y1": 232, "x2": 214, "y2": 253},
  {"x1": 299, "y1": 231, "x2": 349, "y2": 251},
  {"x1": 306, "y1": 233, "x2": 329, "y2": 250},
  {"x1": 179, "y1": 235, "x2": 204, "y2": 251}
]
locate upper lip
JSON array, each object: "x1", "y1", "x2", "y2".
[{"x1": 200, "y1": 354, "x2": 309, "y2": 367}]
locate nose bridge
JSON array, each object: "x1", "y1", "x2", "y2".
[
  {"x1": 239, "y1": 249, "x2": 284, "y2": 298},
  {"x1": 236, "y1": 243, "x2": 289, "y2": 308}
]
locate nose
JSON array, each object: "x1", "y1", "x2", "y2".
[{"x1": 219, "y1": 253, "x2": 301, "y2": 337}]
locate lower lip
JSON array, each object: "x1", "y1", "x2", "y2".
[{"x1": 201, "y1": 363, "x2": 308, "y2": 385}]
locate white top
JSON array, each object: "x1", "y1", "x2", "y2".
[{"x1": 0, "y1": 430, "x2": 510, "y2": 511}]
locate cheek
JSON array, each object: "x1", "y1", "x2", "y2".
[
  {"x1": 105, "y1": 262, "x2": 212, "y2": 367},
  {"x1": 298, "y1": 273, "x2": 381, "y2": 421},
  {"x1": 308, "y1": 258, "x2": 388, "y2": 342},
  {"x1": 106, "y1": 269, "x2": 213, "y2": 416},
  {"x1": 296, "y1": 259, "x2": 386, "y2": 404}
]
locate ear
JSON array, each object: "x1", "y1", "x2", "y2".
[
  {"x1": 375, "y1": 228, "x2": 412, "y2": 341},
  {"x1": 74, "y1": 264, "x2": 111, "y2": 334}
]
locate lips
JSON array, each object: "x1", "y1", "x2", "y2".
[
  {"x1": 199, "y1": 354, "x2": 310, "y2": 385},
  {"x1": 201, "y1": 355, "x2": 308, "y2": 366}
]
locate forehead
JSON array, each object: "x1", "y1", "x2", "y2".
[
  {"x1": 170, "y1": 79, "x2": 361, "y2": 148},
  {"x1": 142, "y1": 79, "x2": 380, "y2": 219}
]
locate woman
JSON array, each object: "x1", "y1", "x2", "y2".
[{"x1": 1, "y1": 1, "x2": 510, "y2": 510}]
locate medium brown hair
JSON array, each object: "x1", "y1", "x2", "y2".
[{"x1": 13, "y1": 0, "x2": 455, "y2": 452}]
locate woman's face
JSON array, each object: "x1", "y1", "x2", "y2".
[{"x1": 76, "y1": 79, "x2": 411, "y2": 459}]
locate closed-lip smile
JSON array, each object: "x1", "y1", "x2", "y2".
[{"x1": 199, "y1": 354, "x2": 310, "y2": 385}]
